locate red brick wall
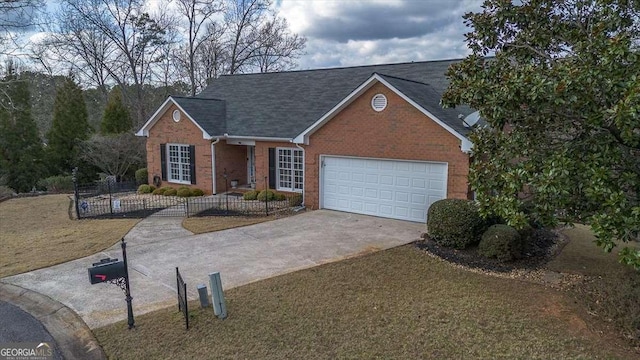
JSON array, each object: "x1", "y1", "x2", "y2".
[
  {"x1": 146, "y1": 104, "x2": 213, "y2": 194},
  {"x1": 254, "y1": 141, "x2": 298, "y2": 191},
  {"x1": 214, "y1": 142, "x2": 246, "y2": 194},
  {"x1": 301, "y1": 82, "x2": 470, "y2": 209}
]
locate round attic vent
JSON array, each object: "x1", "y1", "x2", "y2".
[
  {"x1": 172, "y1": 110, "x2": 181, "y2": 122},
  {"x1": 371, "y1": 94, "x2": 387, "y2": 112}
]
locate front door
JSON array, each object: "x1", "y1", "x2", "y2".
[{"x1": 247, "y1": 145, "x2": 256, "y2": 185}]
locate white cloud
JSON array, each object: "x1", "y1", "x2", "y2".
[{"x1": 276, "y1": 0, "x2": 483, "y2": 69}]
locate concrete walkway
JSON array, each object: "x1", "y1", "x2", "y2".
[{"x1": 3, "y1": 210, "x2": 423, "y2": 329}]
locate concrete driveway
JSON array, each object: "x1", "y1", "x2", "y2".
[{"x1": 3, "y1": 210, "x2": 423, "y2": 329}]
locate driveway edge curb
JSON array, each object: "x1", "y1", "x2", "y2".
[{"x1": 0, "y1": 281, "x2": 106, "y2": 360}]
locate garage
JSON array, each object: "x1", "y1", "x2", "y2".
[{"x1": 321, "y1": 156, "x2": 447, "y2": 222}]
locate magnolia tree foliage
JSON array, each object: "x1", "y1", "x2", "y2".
[{"x1": 443, "y1": 0, "x2": 640, "y2": 269}]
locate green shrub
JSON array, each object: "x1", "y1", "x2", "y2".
[
  {"x1": 289, "y1": 194, "x2": 303, "y2": 206},
  {"x1": 274, "y1": 192, "x2": 286, "y2": 201},
  {"x1": 137, "y1": 184, "x2": 152, "y2": 194},
  {"x1": 427, "y1": 199, "x2": 484, "y2": 249},
  {"x1": 135, "y1": 168, "x2": 148, "y2": 185},
  {"x1": 37, "y1": 175, "x2": 74, "y2": 193},
  {"x1": 243, "y1": 190, "x2": 258, "y2": 200},
  {"x1": 257, "y1": 189, "x2": 277, "y2": 201},
  {"x1": 478, "y1": 224, "x2": 523, "y2": 262},
  {"x1": 152, "y1": 188, "x2": 165, "y2": 195},
  {"x1": 163, "y1": 188, "x2": 177, "y2": 196},
  {"x1": 190, "y1": 188, "x2": 204, "y2": 197},
  {"x1": 176, "y1": 188, "x2": 191, "y2": 197}
]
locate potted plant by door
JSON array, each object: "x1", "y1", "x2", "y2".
[{"x1": 230, "y1": 179, "x2": 239, "y2": 189}]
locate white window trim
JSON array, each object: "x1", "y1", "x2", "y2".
[
  {"x1": 276, "y1": 147, "x2": 304, "y2": 193},
  {"x1": 167, "y1": 143, "x2": 192, "y2": 185}
]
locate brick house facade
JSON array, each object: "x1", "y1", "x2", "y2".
[{"x1": 137, "y1": 60, "x2": 478, "y2": 222}]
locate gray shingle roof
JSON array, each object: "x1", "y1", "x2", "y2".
[
  {"x1": 193, "y1": 59, "x2": 473, "y2": 138},
  {"x1": 376, "y1": 74, "x2": 474, "y2": 136},
  {"x1": 171, "y1": 96, "x2": 226, "y2": 136}
]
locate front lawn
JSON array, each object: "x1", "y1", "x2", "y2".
[
  {"x1": 182, "y1": 215, "x2": 284, "y2": 234},
  {"x1": 95, "y1": 243, "x2": 637, "y2": 359},
  {"x1": 0, "y1": 195, "x2": 139, "y2": 278}
]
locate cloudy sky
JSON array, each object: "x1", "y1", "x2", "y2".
[{"x1": 274, "y1": 0, "x2": 484, "y2": 69}]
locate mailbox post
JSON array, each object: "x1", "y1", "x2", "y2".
[{"x1": 87, "y1": 238, "x2": 135, "y2": 329}]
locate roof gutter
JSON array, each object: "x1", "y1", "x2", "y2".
[{"x1": 223, "y1": 134, "x2": 292, "y2": 142}]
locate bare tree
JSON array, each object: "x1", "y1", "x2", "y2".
[
  {"x1": 225, "y1": 0, "x2": 268, "y2": 74},
  {"x1": 1, "y1": 0, "x2": 45, "y2": 103},
  {"x1": 174, "y1": 0, "x2": 224, "y2": 95},
  {"x1": 223, "y1": 0, "x2": 305, "y2": 74},
  {"x1": 81, "y1": 133, "x2": 145, "y2": 179},
  {"x1": 254, "y1": 17, "x2": 305, "y2": 73},
  {"x1": 194, "y1": 22, "x2": 227, "y2": 87},
  {"x1": 0, "y1": 0, "x2": 44, "y2": 54},
  {"x1": 47, "y1": 0, "x2": 171, "y2": 125}
]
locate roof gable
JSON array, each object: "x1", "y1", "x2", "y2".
[
  {"x1": 136, "y1": 96, "x2": 225, "y2": 139},
  {"x1": 292, "y1": 73, "x2": 472, "y2": 152}
]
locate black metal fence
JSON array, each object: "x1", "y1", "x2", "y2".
[{"x1": 73, "y1": 181, "x2": 304, "y2": 219}]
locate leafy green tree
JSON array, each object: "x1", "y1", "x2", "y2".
[
  {"x1": 46, "y1": 76, "x2": 91, "y2": 175},
  {"x1": 0, "y1": 66, "x2": 46, "y2": 192},
  {"x1": 101, "y1": 87, "x2": 132, "y2": 134},
  {"x1": 443, "y1": 0, "x2": 640, "y2": 269}
]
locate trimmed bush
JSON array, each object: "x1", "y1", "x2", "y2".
[
  {"x1": 163, "y1": 188, "x2": 177, "y2": 196},
  {"x1": 274, "y1": 192, "x2": 286, "y2": 201},
  {"x1": 177, "y1": 188, "x2": 191, "y2": 197},
  {"x1": 137, "y1": 184, "x2": 152, "y2": 194},
  {"x1": 289, "y1": 194, "x2": 303, "y2": 206},
  {"x1": 190, "y1": 188, "x2": 204, "y2": 197},
  {"x1": 152, "y1": 188, "x2": 165, "y2": 195},
  {"x1": 243, "y1": 190, "x2": 258, "y2": 200},
  {"x1": 427, "y1": 199, "x2": 484, "y2": 249},
  {"x1": 135, "y1": 168, "x2": 148, "y2": 185},
  {"x1": 37, "y1": 175, "x2": 74, "y2": 193},
  {"x1": 257, "y1": 189, "x2": 276, "y2": 201},
  {"x1": 478, "y1": 224, "x2": 523, "y2": 262}
]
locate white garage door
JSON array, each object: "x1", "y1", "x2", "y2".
[{"x1": 321, "y1": 156, "x2": 447, "y2": 222}]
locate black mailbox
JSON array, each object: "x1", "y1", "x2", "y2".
[{"x1": 88, "y1": 258, "x2": 126, "y2": 284}]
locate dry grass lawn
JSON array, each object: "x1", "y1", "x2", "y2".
[
  {"x1": 548, "y1": 224, "x2": 639, "y2": 277},
  {"x1": 95, "y1": 244, "x2": 638, "y2": 359},
  {"x1": 0, "y1": 195, "x2": 139, "y2": 278},
  {"x1": 182, "y1": 216, "x2": 279, "y2": 234}
]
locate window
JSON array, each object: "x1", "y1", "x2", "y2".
[
  {"x1": 168, "y1": 144, "x2": 191, "y2": 183},
  {"x1": 277, "y1": 148, "x2": 303, "y2": 192}
]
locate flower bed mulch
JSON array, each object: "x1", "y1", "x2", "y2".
[{"x1": 415, "y1": 228, "x2": 566, "y2": 273}]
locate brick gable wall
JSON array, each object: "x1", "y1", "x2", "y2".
[
  {"x1": 300, "y1": 82, "x2": 470, "y2": 209},
  {"x1": 146, "y1": 104, "x2": 214, "y2": 193}
]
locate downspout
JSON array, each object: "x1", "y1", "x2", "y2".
[
  {"x1": 211, "y1": 138, "x2": 220, "y2": 195},
  {"x1": 294, "y1": 142, "x2": 306, "y2": 207}
]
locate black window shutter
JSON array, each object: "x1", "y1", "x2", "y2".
[
  {"x1": 189, "y1": 145, "x2": 196, "y2": 184},
  {"x1": 268, "y1": 148, "x2": 276, "y2": 189},
  {"x1": 160, "y1": 144, "x2": 167, "y2": 181}
]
